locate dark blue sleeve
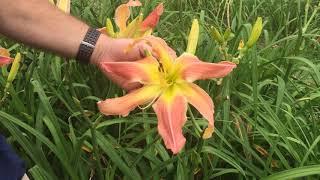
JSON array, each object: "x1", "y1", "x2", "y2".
[{"x1": 0, "y1": 135, "x2": 26, "y2": 180}]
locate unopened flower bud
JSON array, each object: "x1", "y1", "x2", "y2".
[
  {"x1": 211, "y1": 26, "x2": 224, "y2": 45},
  {"x1": 246, "y1": 17, "x2": 263, "y2": 48},
  {"x1": 186, "y1": 19, "x2": 199, "y2": 55}
]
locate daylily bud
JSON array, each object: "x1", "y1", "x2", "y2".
[
  {"x1": 224, "y1": 28, "x2": 231, "y2": 40},
  {"x1": 186, "y1": 19, "x2": 199, "y2": 55},
  {"x1": 211, "y1": 26, "x2": 224, "y2": 45},
  {"x1": 246, "y1": 17, "x2": 263, "y2": 48},
  {"x1": 7, "y1": 53, "x2": 21, "y2": 83},
  {"x1": 56, "y1": 0, "x2": 70, "y2": 14},
  {"x1": 105, "y1": 18, "x2": 115, "y2": 38},
  {"x1": 224, "y1": 28, "x2": 235, "y2": 42},
  {"x1": 5, "y1": 53, "x2": 21, "y2": 92}
]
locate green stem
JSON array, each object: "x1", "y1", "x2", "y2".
[
  {"x1": 220, "y1": 45, "x2": 232, "y2": 141},
  {"x1": 284, "y1": 2, "x2": 303, "y2": 82},
  {"x1": 188, "y1": 107, "x2": 202, "y2": 137},
  {"x1": 221, "y1": 75, "x2": 231, "y2": 137},
  {"x1": 238, "y1": 0, "x2": 243, "y2": 28},
  {"x1": 251, "y1": 48, "x2": 258, "y2": 123}
]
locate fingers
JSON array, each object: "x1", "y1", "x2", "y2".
[
  {"x1": 137, "y1": 43, "x2": 153, "y2": 58},
  {"x1": 108, "y1": 36, "x2": 177, "y2": 62}
]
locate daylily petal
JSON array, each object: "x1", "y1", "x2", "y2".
[
  {"x1": 0, "y1": 57, "x2": 12, "y2": 66},
  {"x1": 126, "y1": 0, "x2": 142, "y2": 7},
  {"x1": 118, "y1": 13, "x2": 143, "y2": 38},
  {"x1": 181, "y1": 83, "x2": 214, "y2": 138},
  {"x1": 0, "y1": 48, "x2": 12, "y2": 66},
  {"x1": 141, "y1": 3, "x2": 164, "y2": 31},
  {"x1": 153, "y1": 86, "x2": 187, "y2": 154},
  {"x1": 0, "y1": 48, "x2": 10, "y2": 57},
  {"x1": 177, "y1": 53, "x2": 236, "y2": 82},
  {"x1": 98, "y1": 85, "x2": 161, "y2": 116},
  {"x1": 99, "y1": 56, "x2": 160, "y2": 84},
  {"x1": 145, "y1": 36, "x2": 177, "y2": 59},
  {"x1": 126, "y1": 36, "x2": 177, "y2": 69},
  {"x1": 136, "y1": 36, "x2": 176, "y2": 71},
  {"x1": 115, "y1": 4, "x2": 131, "y2": 32},
  {"x1": 115, "y1": 1, "x2": 142, "y2": 32},
  {"x1": 98, "y1": 27, "x2": 108, "y2": 35}
]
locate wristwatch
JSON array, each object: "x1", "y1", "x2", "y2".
[{"x1": 76, "y1": 27, "x2": 101, "y2": 64}]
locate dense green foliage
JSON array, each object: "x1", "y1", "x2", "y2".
[{"x1": 0, "y1": 0, "x2": 319, "y2": 179}]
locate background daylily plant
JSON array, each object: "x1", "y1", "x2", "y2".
[
  {"x1": 99, "y1": 0, "x2": 163, "y2": 38},
  {"x1": 96, "y1": 2, "x2": 237, "y2": 154},
  {"x1": 2, "y1": 0, "x2": 319, "y2": 179}
]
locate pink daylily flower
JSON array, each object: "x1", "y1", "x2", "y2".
[
  {"x1": 0, "y1": 48, "x2": 12, "y2": 66},
  {"x1": 97, "y1": 37, "x2": 237, "y2": 154},
  {"x1": 100, "y1": 0, "x2": 163, "y2": 38}
]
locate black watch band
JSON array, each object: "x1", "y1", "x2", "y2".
[{"x1": 76, "y1": 27, "x2": 101, "y2": 64}]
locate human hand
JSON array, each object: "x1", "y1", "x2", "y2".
[{"x1": 90, "y1": 35, "x2": 149, "y2": 90}]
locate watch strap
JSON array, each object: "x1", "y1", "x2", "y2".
[{"x1": 76, "y1": 27, "x2": 101, "y2": 63}]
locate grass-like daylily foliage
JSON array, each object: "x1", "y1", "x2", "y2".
[
  {"x1": 99, "y1": 0, "x2": 163, "y2": 38},
  {"x1": 97, "y1": 35, "x2": 236, "y2": 154},
  {"x1": 0, "y1": 48, "x2": 12, "y2": 67},
  {"x1": 2, "y1": 0, "x2": 320, "y2": 179}
]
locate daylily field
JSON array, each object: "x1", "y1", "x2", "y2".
[{"x1": 1, "y1": 0, "x2": 320, "y2": 179}]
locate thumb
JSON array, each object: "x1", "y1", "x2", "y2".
[{"x1": 121, "y1": 41, "x2": 152, "y2": 62}]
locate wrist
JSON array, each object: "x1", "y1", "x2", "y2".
[
  {"x1": 76, "y1": 27, "x2": 102, "y2": 64},
  {"x1": 90, "y1": 35, "x2": 111, "y2": 65}
]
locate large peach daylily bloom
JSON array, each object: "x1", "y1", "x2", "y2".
[
  {"x1": 99, "y1": 0, "x2": 163, "y2": 38},
  {"x1": 0, "y1": 48, "x2": 12, "y2": 66},
  {"x1": 97, "y1": 37, "x2": 237, "y2": 154}
]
